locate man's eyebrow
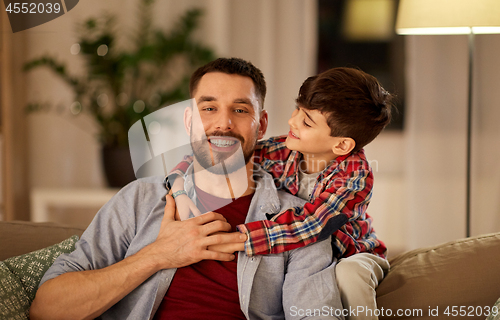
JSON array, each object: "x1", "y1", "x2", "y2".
[
  {"x1": 301, "y1": 108, "x2": 317, "y2": 125},
  {"x1": 233, "y1": 98, "x2": 253, "y2": 105},
  {"x1": 197, "y1": 95, "x2": 217, "y2": 103}
]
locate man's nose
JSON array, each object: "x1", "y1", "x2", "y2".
[{"x1": 214, "y1": 109, "x2": 233, "y2": 131}]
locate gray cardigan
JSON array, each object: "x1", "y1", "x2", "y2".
[{"x1": 41, "y1": 167, "x2": 343, "y2": 319}]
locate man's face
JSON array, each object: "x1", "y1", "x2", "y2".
[{"x1": 187, "y1": 72, "x2": 267, "y2": 174}]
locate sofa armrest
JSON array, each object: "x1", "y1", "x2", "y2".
[
  {"x1": 376, "y1": 232, "x2": 500, "y2": 319},
  {"x1": 0, "y1": 221, "x2": 85, "y2": 260}
]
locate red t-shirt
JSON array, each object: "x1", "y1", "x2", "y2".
[{"x1": 154, "y1": 187, "x2": 253, "y2": 320}]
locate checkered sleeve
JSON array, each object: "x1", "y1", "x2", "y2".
[
  {"x1": 168, "y1": 155, "x2": 193, "y2": 178},
  {"x1": 238, "y1": 167, "x2": 373, "y2": 256}
]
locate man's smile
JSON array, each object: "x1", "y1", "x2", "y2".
[{"x1": 208, "y1": 136, "x2": 240, "y2": 152}]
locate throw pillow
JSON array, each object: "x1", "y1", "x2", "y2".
[
  {"x1": 0, "y1": 235, "x2": 79, "y2": 320},
  {"x1": 0, "y1": 263, "x2": 30, "y2": 319},
  {"x1": 487, "y1": 297, "x2": 500, "y2": 320}
]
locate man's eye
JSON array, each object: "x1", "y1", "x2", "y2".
[
  {"x1": 235, "y1": 109, "x2": 247, "y2": 113},
  {"x1": 203, "y1": 107, "x2": 215, "y2": 111}
]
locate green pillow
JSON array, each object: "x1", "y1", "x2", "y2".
[
  {"x1": 0, "y1": 235, "x2": 79, "y2": 320},
  {"x1": 487, "y1": 297, "x2": 500, "y2": 320}
]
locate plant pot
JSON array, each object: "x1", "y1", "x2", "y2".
[{"x1": 101, "y1": 146, "x2": 136, "y2": 188}]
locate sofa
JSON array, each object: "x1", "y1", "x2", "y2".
[{"x1": 1, "y1": 220, "x2": 500, "y2": 320}]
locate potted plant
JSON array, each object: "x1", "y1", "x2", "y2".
[{"x1": 24, "y1": 0, "x2": 215, "y2": 187}]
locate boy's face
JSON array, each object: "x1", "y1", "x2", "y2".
[{"x1": 285, "y1": 105, "x2": 346, "y2": 160}]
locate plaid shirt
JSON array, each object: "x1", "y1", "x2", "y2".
[{"x1": 169, "y1": 135, "x2": 387, "y2": 259}]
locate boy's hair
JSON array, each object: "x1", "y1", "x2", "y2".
[
  {"x1": 189, "y1": 57, "x2": 267, "y2": 109},
  {"x1": 296, "y1": 67, "x2": 394, "y2": 152}
]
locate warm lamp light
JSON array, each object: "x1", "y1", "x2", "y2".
[
  {"x1": 343, "y1": 0, "x2": 396, "y2": 41},
  {"x1": 396, "y1": 0, "x2": 500, "y2": 237},
  {"x1": 396, "y1": 0, "x2": 500, "y2": 35}
]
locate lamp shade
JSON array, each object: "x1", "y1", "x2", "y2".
[
  {"x1": 396, "y1": 0, "x2": 500, "y2": 35},
  {"x1": 343, "y1": 0, "x2": 396, "y2": 41}
]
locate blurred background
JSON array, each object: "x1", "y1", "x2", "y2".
[{"x1": 1, "y1": 0, "x2": 500, "y2": 257}]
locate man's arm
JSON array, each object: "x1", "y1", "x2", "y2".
[{"x1": 30, "y1": 195, "x2": 246, "y2": 320}]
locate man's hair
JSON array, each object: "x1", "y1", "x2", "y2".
[
  {"x1": 296, "y1": 67, "x2": 394, "y2": 152},
  {"x1": 189, "y1": 57, "x2": 267, "y2": 109}
]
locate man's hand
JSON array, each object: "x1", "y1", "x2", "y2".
[{"x1": 144, "y1": 194, "x2": 247, "y2": 270}]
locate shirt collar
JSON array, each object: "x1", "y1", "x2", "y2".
[
  {"x1": 183, "y1": 163, "x2": 282, "y2": 219},
  {"x1": 284, "y1": 150, "x2": 363, "y2": 191}
]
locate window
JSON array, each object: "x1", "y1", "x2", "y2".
[{"x1": 317, "y1": 0, "x2": 405, "y2": 130}]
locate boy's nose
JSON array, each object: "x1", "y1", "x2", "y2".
[{"x1": 288, "y1": 110, "x2": 298, "y2": 128}]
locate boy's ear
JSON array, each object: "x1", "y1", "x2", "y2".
[{"x1": 332, "y1": 137, "x2": 356, "y2": 156}]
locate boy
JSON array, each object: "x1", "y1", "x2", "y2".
[{"x1": 171, "y1": 67, "x2": 393, "y2": 319}]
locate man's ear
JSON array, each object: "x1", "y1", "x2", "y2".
[
  {"x1": 257, "y1": 110, "x2": 268, "y2": 139},
  {"x1": 332, "y1": 137, "x2": 355, "y2": 156},
  {"x1": 184, "y1": 107, "x2": 192, "y2": 136}
]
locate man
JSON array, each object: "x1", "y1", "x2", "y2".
[{"x1": 31, "y1": 58, "x2": 342, "y2": 319}]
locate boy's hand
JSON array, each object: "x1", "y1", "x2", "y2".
[
  {"x1": 167, "y1": 189, "x2": 181, "y2": 220},
  {"x1": 208, "y1": 232, "x2": 247, "y2": 253},
  {"x1": 170, "y1": 175, "x2": 202, "y2": 220},
  {"x1": 174, "y1": 194, "x2": 202, "y2": 220}
]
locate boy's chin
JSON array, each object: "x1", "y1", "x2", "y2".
[{"x1": 284, "y1": 137, "x2": 298, "y2": 151}]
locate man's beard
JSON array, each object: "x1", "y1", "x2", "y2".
[{"x1": 190, "y1": 129, "x2": 256, "y2": 175}]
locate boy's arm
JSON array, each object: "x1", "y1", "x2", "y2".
[
  {"x1": 169, "y1": 154, "x2": 193, "y2": 178},
  {"x1": 168, "y1": 155, "x2": 202, "y2": 219},
  {"x1": 237, "y1": 168, "x2": 373, "y2": 256}
]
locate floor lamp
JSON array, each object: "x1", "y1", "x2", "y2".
[{"x1": 395, "y1": 0, "x2": 500, "y2": 237}]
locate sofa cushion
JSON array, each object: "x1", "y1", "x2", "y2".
[
  {"x1": 0, "y1": 235, "x2": 79, "y2": 320},
  {"x1": 376, "y1": 232, "x2": 500, "y2": 319},
  {"x1": 0, "y1": 221, "x2": 84, "y2": 260}
]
